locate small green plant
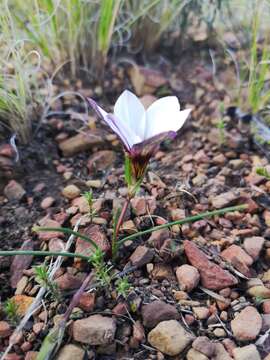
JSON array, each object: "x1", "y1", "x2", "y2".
[
  {"x1": 34, "y1": 264, "x2": 61, "y2": 301},
  {"x1": 89, "y1": 248, "x2": 111, "y2": 287},
  {"x1": 256, "y1": 167, "x2": 270, "y2": 179},
  {"x1": 4, "y1": 298, "x2": 20, "y2": 325},
  {"x1": 82, "y1": 190, "x2": 97, "y2": 222},
  {"x1": 116, "y1": 277, "x2": 131, "y2": 298}
]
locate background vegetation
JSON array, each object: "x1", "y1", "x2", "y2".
[{"x1": 0, "y1": 0, "x2": 270, "y2": 143}]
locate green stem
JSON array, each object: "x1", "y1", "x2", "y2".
[
  {"x1": 0, "y1": 250, "x2": 90, "y2": 261},
  {"x1": 117, "y1": 204, "x2": 247, "y2": 248},
  {"x1": 33, "y1": 226, "x2": 99, "y2": 250}
]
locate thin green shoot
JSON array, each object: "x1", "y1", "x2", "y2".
[
  {"x1": 116, "y1": 204, "x2": 247, "y2": 250},
  {"x1": 33, "y1": 264, "x2": 61, "y2": 301},
  {"x1": 256, "y1": 167, "x2": 270, "y2": 179},
  {"x1": 82, "y1": 190, "x2": 97, "y2": 222},
  {"x1": 4, "y1": 299, "x2": 20, "y2": 326},
  {"x1": 116, "y1": 277, "x2": 131, "y2": 298},
  {"x1": 89, "y1": 248, "x2": 111, "y2": 286}
]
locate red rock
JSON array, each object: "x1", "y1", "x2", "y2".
[
  {"x1": 48, "y1": 238, "x2": 65, "y2": 252},
  {"x1": 33, "y1": 322, "x2": 44, "y2": 335},
  {"x1": 210, "y1": 190, "x2": 240, "y2": 209},
  {"x1": 133, "y1": 320, "x2": 145, "y2": 342},
  {"x1": 75, "y1": 225, "x2": 110, "y2": 262},
  {"x1": 0, "y1": 321, "x2": 12, "y2": 338},
  {"x1": 25, "y1": 352, "x2": 38, "y2": 360},
  {"x1": 184, "y1": 241, "x2": 238, "y2": 290},
  {"x1": 142, "y1": 301, "x2": 179, "y2": 328},
  {"x1": 263, "y1": 300, "x2": 270, "y2": 314},
  {"x1": 192, "y1": 336, "x2": 215, "y2": 357},
  {"x1": 21, "y1": 341, "x2": 32, "y2": 352},
  {"x1": 78, "y1": 292, "x2": 95, "y2": 312},
  {"x1": 55, "y1": 272, "x2": 85, "y2": 290},
  {"x1": 176, "y1": 265, "x2": 200, "y2": 292},
  {"x1": 87, "y1": 150, "x2": 116, "y2": 172},
  {"x1": 10, "y1": 239, "x2": 33, "y2": 288},
  {"x1": 5, "y1": 354, "x2": 22, "y2": 360},
  {"x1": 130, "y1": 197, "x2": 147, "y2": 216},
  {"x1": 151, "y1": 263, "x2": 174, "y2": 281},
  {"x1": 148, "y1": 229, "x2": 170, "y2": 249},
  {"x1": 221, "y1": 244, "x2": 253, "y2": 276},
  {"x1": 231, "y1": 306, "x2": 262, "y2": 341},
  {"x1": 112, "y1": 302, "x2": 128, "y2": 316},
  {"x1": 243, "y1": 236, "x2": 265, "y2": 260},
  {"x1": 129, "y1": 246, "x2": 154, "y2": 267},
  {"x1": 4, "y1": 180, "x2": 26, "y2": 201},
  {"x1": 37, "y1": 218, "x2": 64, "y2": 241}
]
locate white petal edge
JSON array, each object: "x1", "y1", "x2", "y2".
[
  {"x1": 114, "y1": 90, "x2": 146, "y2": 141},
  {"x1": 145, "y1": 96, "x2": 191, "y2": 138}
]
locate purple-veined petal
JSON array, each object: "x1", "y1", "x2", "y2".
[
  {"x1": 130, "y1": 130, "x2": 176, "y2": 158},
  {"x1": 145, "y1": 96, "x2": 191, "y2": 139},
  {"x1": 114, "y1": 90, "x2": 146, "y2": 141},
  {"x1": 87, "y1": 98, "x2": 133, "y2": 151}
]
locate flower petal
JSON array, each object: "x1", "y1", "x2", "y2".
[
  {"x1": 114, "y1": 90, "x2": 146, "y2": 141},
  {"x1": 87, "y1": 97, "x2": 138, "y2": 151},
  {"x1": 145, "y1": 96, "x2": 191, "y2": 138}
]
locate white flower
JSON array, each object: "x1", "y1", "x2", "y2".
[
  {"x1": 88, "y1": 90, "x2": 191, "y2": 151},
  {"x1": 87, "y1": 90, "x2": 191, "y2": 180}
]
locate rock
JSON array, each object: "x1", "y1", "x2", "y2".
[
  {"x1": 192, "y1": 306, "x2": 210, "y2": 320},
  {"x1": 212, "y1": 343, "x2": 233, "y2": 360},
  {"x1": 56, "y1": 344, "x2": 85, "y2": 360},
  {"x1": 15, "y1": 276, "x2": 28, "y2": 295},
  {"x1": 184, "y1": 241, "x2": 238, "y2": 290},
  {"x1": 87, "y1": 150, "x2": 116, "y2": 172},
  {"x1": 62, "y1": 185, "x2": 80, "y2": 200},
  {"x1": 25, "y1": 352, "x2": 38, "y2": 360},
  {"x1": 221, "y1": 244, "x2": 253, "y2": 276},
  {"x1": 148, "y1": 229, "x2": 170, "y2": 249},
  {"x1": 221, "y1": 244, "x2": 253, "y2": 266},
  {"x1": 232, "y1": 344, "x2": 261, "y2": 360},
  {"x1": 72, "y1": 314, "x2": 116, "y2": 345},
  {"x1": 48, "y1": 238, "x2": 65, "y2": 252},
  {"x1": 75, "y1": 225, "x2": 110, "y2": 261},
  {"x1": 263, "y1": 300, "x2": 270, "y2": 313},
  {"x1": 4, "y1": 180, "x2": 26, "y2": 201},
  {"x1": 186, "y1": 348, "x2": 208, "y2": 360},
  {"x1": 59, "y1": 130, "x2": 103, "y2": 157},
  {"x1": 55, "y1": 272, "x2": 85, "y2": 290},
  {"x1": 130, "y1": 197, "x2": 147, "y2": 216},
  {"x1": 40, "y1": 196, "x2": 55, "y2": 209},
  {"x1": 151, "y1": 263, "x2": 174, "y2": 281},
  {"x1": 142, "y1": 301, "x2": 179, "y2": 328},
  {"x1": 210, "y1": 190, "x2": 240, "y2": 209},
  {"x1": 11, "y1": 295, "x2": 34, "y2": 316},
  {"x1": 192, "y1": 336, "x2": 215, "y2": 357},
  {"x1": 10, "y1": 239, "x2": 33, "y2": 288},
  {"x1": 132, "y1": 320, "x2": 145, "y2": 344},
  {"x1": 37, "y1": 218, "x2": 64, "y2": 241},
  {"x1": 129, "y1": 245, "x2": 154, "y2": 267},
  {"x1": 176, "y1": 264, "x2": 200, "y2": 292},
  {"x1": 148, "y1": 320, "x2": 193, "y2": 356},
  {"x1": 243, "y1": 236, "x2": 265, "y2": 260},
  {"x1": 213, "y1": 328, "x2": 226, "y2": 337},
  {"x1": 0, "y1": 321, "x2": 12, "y2": 338},
  {"x1": 33, "y1": 322, "x2": 44, "y2": 335},
  {"x1": 231, "y1": 306, "x2": 262, "y2": 341},
  {"x1": 78, "y1": 292, "x2": 95, "y2": 312},
  {"x1": 248, "y1": 285, "x2": 270, "y2": 299}
]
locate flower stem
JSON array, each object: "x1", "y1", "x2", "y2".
[{"x1": 112, "y1": 198, "x2": 130, "y2": 260}]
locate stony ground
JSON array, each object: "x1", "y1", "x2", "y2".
[{"x1": 0, "y1": 58, "x2": 270, "y2": 360}]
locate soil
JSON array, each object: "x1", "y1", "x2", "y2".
[{"x1": 1, "y1": 46, "x2": 270, "y2": 359}]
